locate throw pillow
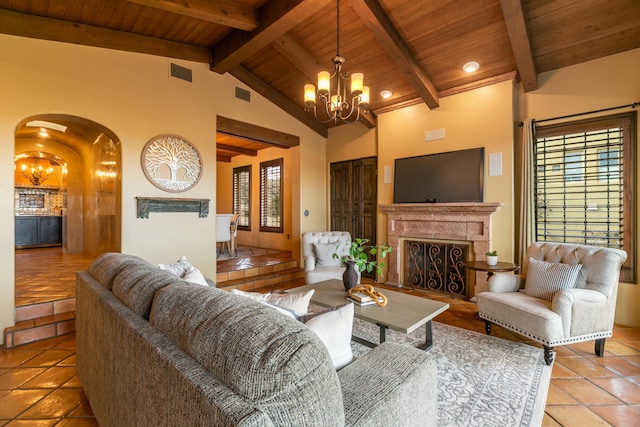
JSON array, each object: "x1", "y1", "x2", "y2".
[
  {"x1": 231, "y1": 289, "x2": 315, "y2": 316},
  {"x1": 158, "y1": 256, "x2": 194, "y2": 277},
  {"x1": 183, "y1": 268, "x2": 209, "y2": 286},
  {"x1": 313, "y1": 242, "x2": 342, "y2": 267},
  {"x1": 299, "y1": 303, "x2": 354, "y2": 369},
  {"x1": 524, "y1": 257, "x2": 583, "y2": 301}
]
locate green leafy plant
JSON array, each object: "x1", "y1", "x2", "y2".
[
  {"x1": 334, "y1": 238, "x2": 392, "y2": 277},
  {"x1": 486, "y1": 250, "x2": 498, "y2": 257}
]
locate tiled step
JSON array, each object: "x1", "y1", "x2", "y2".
[
  {"x1": 216, "y1": 259, "x2": 305, "y2": 291},
  {"x1": 5, "y1": 258, "x2": 303, "y2": 348},
  {"x1": 15, "y1": 297, "x2": 75, "y2": 322},
  {"x1": 4, "y1": 310, "x2": 75, "y2": 348}
]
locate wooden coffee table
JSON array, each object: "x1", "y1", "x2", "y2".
[{"x1": 290, "y1": 279, "x2": 449, "y2": 350}]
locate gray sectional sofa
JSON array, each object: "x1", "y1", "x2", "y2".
[{"x1": 76, "y1": 253, "x2": 437, "y2": 427}]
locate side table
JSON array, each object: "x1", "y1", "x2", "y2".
[
  {"x1": 464, "y1": 260, "x2": 520, "y2": 279},
  {"x1": 465, "y1": 261, "x2": 519, "y2": 321}
]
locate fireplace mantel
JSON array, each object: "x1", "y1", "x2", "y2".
[{"x1": 379, "y1": 202, "x2": 502, "y2": 294}]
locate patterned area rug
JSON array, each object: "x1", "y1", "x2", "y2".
[{"x1": 350, "y1": 317, "x2": 552, "y2": 427}]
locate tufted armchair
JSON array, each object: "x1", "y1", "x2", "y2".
[
  {"x1": 302, "y1": 231, "x2": 359, "y2": 285},
  {"x1": 476, "y1": 242, "x2": 627, "y2": 365}
]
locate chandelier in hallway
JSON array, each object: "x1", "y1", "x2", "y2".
[
  {"x1": 20, "y1": 159, "x2": 54, "y2": 186},
  {"x1": 303, "y1": 0, "x2": 369, "y2": 124}
]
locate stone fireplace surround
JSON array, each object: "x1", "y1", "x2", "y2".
[{"x1": 379, "y1": 202, "x2": 502, "y2": 297}]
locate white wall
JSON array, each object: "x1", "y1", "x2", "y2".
[{"x1": 0, "y1": 34, "x2": 327, "y2": 343}]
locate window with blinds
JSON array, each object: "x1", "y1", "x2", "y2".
[
  {"x1": 232, "y1": 165, "x2": 251, "y2": 230},
  {"x1": 260, "y1": 158, "x2": 283, "y2": 233},
  {"x1": 534, "y1": 112, "x2": 636, "y2": 282}
]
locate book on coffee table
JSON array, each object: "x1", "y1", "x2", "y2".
[{"x1": 346, "y1": 294, "x2": 383, "y2": 306}]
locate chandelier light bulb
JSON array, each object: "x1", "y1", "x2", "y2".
[
  {"x1": 360, "y1": 86, "x2": 370, "y2": 107},
  {"x1": 304, "y1": 84, "x2": 317, "y2": 106},
  {"x1": 350, "y1": 73, "x2": 363, "y2": 95},
  {"x1": 317, "y1": 71, "x2": 330, "y2": 94}
]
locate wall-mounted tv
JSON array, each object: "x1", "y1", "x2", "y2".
[{"x1": 393, "y1": 147, "x2": 484, "y2": 203}]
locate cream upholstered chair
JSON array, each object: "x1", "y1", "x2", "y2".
[
  {"x1": 215, "y1": 214, "x2": 233, "y2": 256},
  {"x1": 476, "y1": 242, "x2": 627, "y2": 365},
  {"x1": 302, "y1": 231, "x2": 358, "y2": 285}
]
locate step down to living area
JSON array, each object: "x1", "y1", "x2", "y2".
[
  {"x1": 4, "y1": 297, "x2": 76, "y2": 348},
  {"x1": 215, "y1": 259, "x2": 305, "y2": 291}
]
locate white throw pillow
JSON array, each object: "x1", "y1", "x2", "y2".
[
  {"x1": 299, "y1": 303, "x2": 354, "y2": 370},
  {"x1": 524, "y1": 257, "x2": 582, "y2": 301},
  {"x1": 158, "y1": 256, "x2": 194, "y2": 277},
  {"x1": 183, "y1": 268, "x2": 209, "y2": 286},
  {"x1": 231, "y1": 289, "x2": 315, "y2": 316},
  {"x1": 313, "y1": 242, "x2": 342, "y2": 267}
]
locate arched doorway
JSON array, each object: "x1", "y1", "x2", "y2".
[{"x1": 14, "y1": 114, "x2": 122, "y2": 255}]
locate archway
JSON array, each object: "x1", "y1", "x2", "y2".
[{"x1": 14, "y1": 114, "x2": 122, "y2": 255}]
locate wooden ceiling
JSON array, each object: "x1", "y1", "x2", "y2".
[{"x1": 3, "y1": 0, "x2": 640, "y2": 158}]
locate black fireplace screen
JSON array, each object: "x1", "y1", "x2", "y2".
[{"x1": 403, "y1": 240, "x2": 470, "y2": 298}]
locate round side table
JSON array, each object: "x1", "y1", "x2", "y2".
[
  {"x1": 465, "y1": 261, "x2": 519, "y2": 321},
  {"x1": 464, "y1": 261, "x2": 520, "y2": 279}
]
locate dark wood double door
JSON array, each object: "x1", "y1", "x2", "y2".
[{"x1": 330, "y1": 157, "x2": 377, "y2": 276}]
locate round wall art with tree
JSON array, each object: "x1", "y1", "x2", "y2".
[{"x1": 141, "y1": 134, "x2": 203, "y2": 192}]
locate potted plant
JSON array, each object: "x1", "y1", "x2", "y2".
[
  {"x1": 486, "y1": 250, "x2": 498, "y2": 266},
  {"x1": 334, "y1": 238, "x2": 392, "y2": 290}
]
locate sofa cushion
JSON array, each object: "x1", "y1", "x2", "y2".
[
  {"x1": 314, "y1": 242, "x2": 342, "y2": 267},
  {"x1": 158, "y1": 255, "x2": 195, "y2": 277},
  {"x1": 524, "y1": 258, "x2": 582, "y2": 301},
  {"x1": 299, "y1": 303, "x2": 354, "y2": 369},
  {"x1": 183, "y1": 267, "x2": 208, "y2": 286},
  {"x1": 112, "y1": 264, "x2": 187, "y2": 319},
  {"x1": 88, "y1": 252, "x2": 152, "y2": 290},
  {"x1": 149, "y1": 285, "x2": 345, "y2": 426},
  {"x1": 231, "y1": 289, "x2": 314, "y2": 316}
]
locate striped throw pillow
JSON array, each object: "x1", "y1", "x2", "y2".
[{"x1": 524, "y1": 258, "x2": 582, "y2": 301}]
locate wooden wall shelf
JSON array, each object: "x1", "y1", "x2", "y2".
[{"x1": 136, "y1": 197, "x2": 210, "y2": 219}]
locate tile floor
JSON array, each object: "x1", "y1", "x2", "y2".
[{"x1": 2, "y1": 248, "x2": 639, "y2": 426}]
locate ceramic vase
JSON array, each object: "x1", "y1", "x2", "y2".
[
  {"x1": 486, "y1": 255, "x2": 498, "y2": 266},
  {"x1": 343, "y1": 261, "x2": 359, "y2": 291}
]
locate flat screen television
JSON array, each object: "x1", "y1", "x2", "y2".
[{"x1": 393, "y1": 147, "x2": 484, "y2": 203}]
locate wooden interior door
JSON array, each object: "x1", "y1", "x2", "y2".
[{"x1": 330, "y1": 157, "x2": 378, "y2": 275}]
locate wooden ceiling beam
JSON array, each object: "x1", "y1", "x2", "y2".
[
  {"x1": 272, "y1": 33, "x2": 324, "y2": 79},
  {"x1": 228, "y1": 66, "x2": 329, "y2": 138},
  {"x1": 500, "y1": 0, "x2": 538, "y2": 92},
  {"x1": 215, "y1": 143, "x2": 258, "y2": 156},
  {"x1": 0, "y1": 9, "x2": 210, "y2": 63},
  {"x1": 217, "y1": 116, "x2": 302, "y2": 148},
  {"x1": 216, "y1": 155, "x2": 232, "y2": 163},
  {"x1": 210, "y1": 0, "x2": 332, "y2": 74},
  {"x1": 125, "y1": 0, "x2": 258, "y2": 31},
  {"x1": 349, "y1": 0, "x2": 439, "y2": 109}
]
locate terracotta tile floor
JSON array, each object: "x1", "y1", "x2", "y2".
[{"x1": 2, "y1": 248, "x2": 639, "y2": 426}]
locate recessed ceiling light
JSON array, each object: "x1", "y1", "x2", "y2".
[
  {"x1": 463, "y1": 61, "x2": 480, "y2": 73},
  {"x1": 380, "y1": 90, "x2": 393, "y2": 99}
]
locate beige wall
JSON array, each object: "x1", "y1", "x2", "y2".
[
  {"x1": 518, "y1": 48, "x2": 640, "y2": 327},
  {"x1": 0, "y1": 34, "x2": 327, "y2": 343}
]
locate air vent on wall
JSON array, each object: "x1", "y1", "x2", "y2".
[
  {"x1": 235, "y1": 86, "x2": 251, "y2": 102},
  {"x1": 170, "y1": 63, "x2": 192, "y2": 82}
]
